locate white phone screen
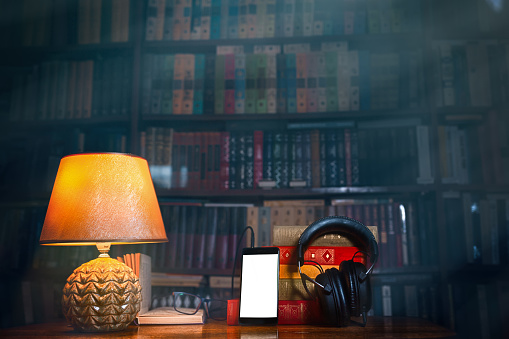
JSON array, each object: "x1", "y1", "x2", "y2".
[{"x1": 239, "y1": 253, "x2": 279, "y2": 318}]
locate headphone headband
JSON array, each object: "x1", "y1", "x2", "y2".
[{"x1": 297, "y1": 216, "x2": 379, "y2": 270}]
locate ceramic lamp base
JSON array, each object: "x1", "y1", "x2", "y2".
[{"x1": 62, "y1": 257, "x2": 141, "y2": 332}]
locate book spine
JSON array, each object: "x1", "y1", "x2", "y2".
[
  {"x1": 305, "y1": 52, "x2": 318, "y2": 113},
  {"x1": 190, "y1": 0, "x2": 203, "y2": 40},
  {"x1": 205, "y1": 207, "x2": 218, "y2": 268},
  {"x1": 278, "y1": 245, "x2": 364, "y2": 266},
  {"x1": 253, "y1": 131, "x2": 264, "y2": 188},
  {"x1": 234, "y1": 53, "x2": 246, "y2": 114},
  {"x1": 194, "y1": 54, "x2": 205, "y2": 114},
  {"x1": 215, "y1": 207, "x2": 229, "y2": 269},
  {"x1": 296, "y1": 53, "x2": 307, "y2": 113},
  {"x1": 220, "y1": 131, "x2": 230, "y2": 190},
  {"x1": 182, "y1": 54, "x2": 195, "y2": 114},
  {"x1": 203, "y1": 54, "x2": 216, "y2": 114},
  {"x1": 162, "y1": 0, "x2": 174, "y2": 40},
  {"x1": 286, "y1": 53, "x2": 297, "y2": 113},
  {"x1": 210, "y1": 0, "x2": 221, "y2": 39},
  {"x1": 224, "y1": 54, "x2": 235, "y2": 114},
  {"x1": 200, "y1": 0, "x2": 211, "y2": 39},
  {"x1": 227, "y1": 0, "x2": 239, "y2": 38},
  {"x1": 255, "y1": 52, "x2": 267, "y2": 113},
  {"x1": 161, "y1": 54, "x2": 175, "y2": 114}
]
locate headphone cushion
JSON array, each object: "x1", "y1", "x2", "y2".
[
  {"x1": 326, "y1": 267, "x2": 350, "y2": 326},
  {"x1": 355, "y1": 262, "x2": 372, "y2": 313},
  {"x1": 314, "y1": 272, "x2": 339, "y2": 326},
  {"x1": 339, "y1": 260, "x2": 360, "y2": 316}
]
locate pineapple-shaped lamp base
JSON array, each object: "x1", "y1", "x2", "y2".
[{"x1": 62, "y1": 255, "x2": 141, "y2": 332}]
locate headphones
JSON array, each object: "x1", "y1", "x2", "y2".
[{"x1": 297, "y1": 216, "x2": 379, "y2": 327}]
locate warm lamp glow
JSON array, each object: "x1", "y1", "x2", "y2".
[
  {"x1": 39, "y1": 153, "x2": 168, "y2": 332},
  {"x1": 40, "y1": 153, "x2": 167, "y2": 245}
]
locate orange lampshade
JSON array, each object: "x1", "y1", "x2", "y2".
[{"x1": 40, "y1": 153, "x2": 167, "y2": 245}]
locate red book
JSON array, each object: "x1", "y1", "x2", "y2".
[
  {"x1": 212, "y1": 132, "x2": 221, "y2": 190},
  {"x1": 224, "y1": 54, "x2": 235, "y2": 114},
  {"x1": 227, "y1": 299, "x2": 320, "y2": 325},
  {"x1": 278, "y1": 246, "x2": 365, "y2": 266},
  {"x1": 253, "y1": 130, "x2": 264, "y2": 189},
  {"x1": 204, "y1": 132, "x2": 212, "y2": 190},
  {"x1": 220, "y1": 131, "x2": 230, "y2": 190},
  {"x1": 278, "y1": 299, "x2": 320, "y2": 325}
]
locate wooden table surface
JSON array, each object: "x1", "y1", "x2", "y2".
[{"x1": 0, "y1": 317, "x2": 456, "y2": 338}]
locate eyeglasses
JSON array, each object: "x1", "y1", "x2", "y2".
[{"x1": 172, "y1": 292, "x2": 227, "y2": 321}]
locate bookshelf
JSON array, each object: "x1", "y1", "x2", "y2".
[{"x1": 1, "y1": 0, "x2": 508, "y2": 337}]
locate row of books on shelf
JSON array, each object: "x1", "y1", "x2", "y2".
[
  {"x1": 443, "y1": 191, "x2": 509, "y2": 268},
  {"x1": 15, "y1": 0, "x2": 130, "y2": 47},
  {"x1": 9, "y1": 57, "x2": 133, "y2": 122},
  {"x1": 145, "y1": 0, "x2": 422, "y2": 42},
  {"x1": 142, "y1": 124, "x2": 434, "y2": 190},
  {"x1": 142, "y1": 43, "x2": 425, "y2": 115},
  {"x1": 434, "y1": 40, "x2": 509, "y2": 108},
  {"x1": 0, "y1": 197, "x2": 435, "y2": 272},
  {"x1": 438, "y1": 110, "x2": 509, "y2": 186}
]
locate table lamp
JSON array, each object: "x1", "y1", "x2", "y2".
[{"x1": 39, "y1": 153, "x2": 168, "y2": 332}]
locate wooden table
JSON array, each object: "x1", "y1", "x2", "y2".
[{"x1": 0, "y1": 317, "x2": 456, "y2": 338}]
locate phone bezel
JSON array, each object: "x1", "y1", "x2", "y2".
[{"x1": 239, "y1": 247, "x2": 280, "y2": 326}]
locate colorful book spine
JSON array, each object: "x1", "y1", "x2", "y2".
[
  {"x1": 305, "y1": 52, "x2": 318, "y2": 112},
  {"x1": 348, "y1": 50, "x2": 360, "y2": 111},
  {"x1": 173, "y1": 54, "x2": 185, "y2": 114},
  {"x1": 283, "y1": 0, "x2": 295, "y2": 37},
  {"x1": 190, "y1": 0, "x2": 202, "y2": 40},
  {"x1": 146, "y1": 0, "x2": 165, "y2": 40},
  {"x1": 237, "y1": 0, "x2": 247, "y2": 38},
  {"x1": 210, "y1": 0, "x2": 222, "y2": 39},
  {"x1": 181, "y1": 0, "x2": 193, "y2": 40},
  {"x1": 253, "y1": 130, "x2": 264, "y2": 189},
  {"x1": 264, "y1": 0, "x2": 276, "y2": 37},
  {"x1": 227, "y1": 0, "x2": 239, "y2": 38},
  {"x1": 219, "y1": 131, "x2": 230, "y2": 190},
  {"x1": 296, "y1": 53, "x2": 307, "y2": 113},
  {"x1": 224, "y1": 53, "x2": 235, "y2": 114},
  {"x1": 276, "y1": 53, "x2": 287, "y2": 113},
  {"x1": 244, "y1": 53, "x2": 257, "y2": 113},
  {"x1": 302, "y1": 0, "x2": 314, "y2": 36},
  {"x1": 162, "y1": 0, "x2": 174, "y2": 40},
  {"x1": 265, "y1": 49, "x2": 278, "y2": 114},
  {"x1": 161, "y1": 54, "x2": 175, "y2": 114},
  {"x1": 286, "y1": 53, "x2": 297, "y2": 113},
  {"x1": 182, "y1": 54, "x2": 195, "y2": 114},
  {"x1": 200, "y1": 0, "x2": 211, "y2": 39},
  {"x1": 337, "y1": 51, "x2": 350, "y2": 111},
  {"x1": 194, "y1": 54, "x2": 205, "y2": 114},
  {"x1": 214, "y1": 54, "x2": 225, "y2": 113},
  {"x1": 234, "y1": 53, "x2": 246, "y2": 114},
  {"x1": 255, "y1": 53, "x2": 267, "y2": 113}
]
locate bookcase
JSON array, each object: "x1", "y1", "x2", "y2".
[{"x1": 1, "y1": 0, "x2": 508, "y2": 337}]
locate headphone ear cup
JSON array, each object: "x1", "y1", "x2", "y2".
[
  {"x1": 339, "y1": 260, "x2": 360, "y2": 317},
  {"x1": 314, "y1": 272, "x2": 338, "y2": 326},
  {"x1": 355, "y1": 262, "x2": 372, "y2": 314},
  {"x1": 340, "y1": 260, "x2": 371, "y2": 317},
  {"x1": 327, "y1": 267, "x2": 350, "y2": 327}
]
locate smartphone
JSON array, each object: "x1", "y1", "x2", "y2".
[{"x1": 239, "y1": 247, "x2": 280, "y2": 325}]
